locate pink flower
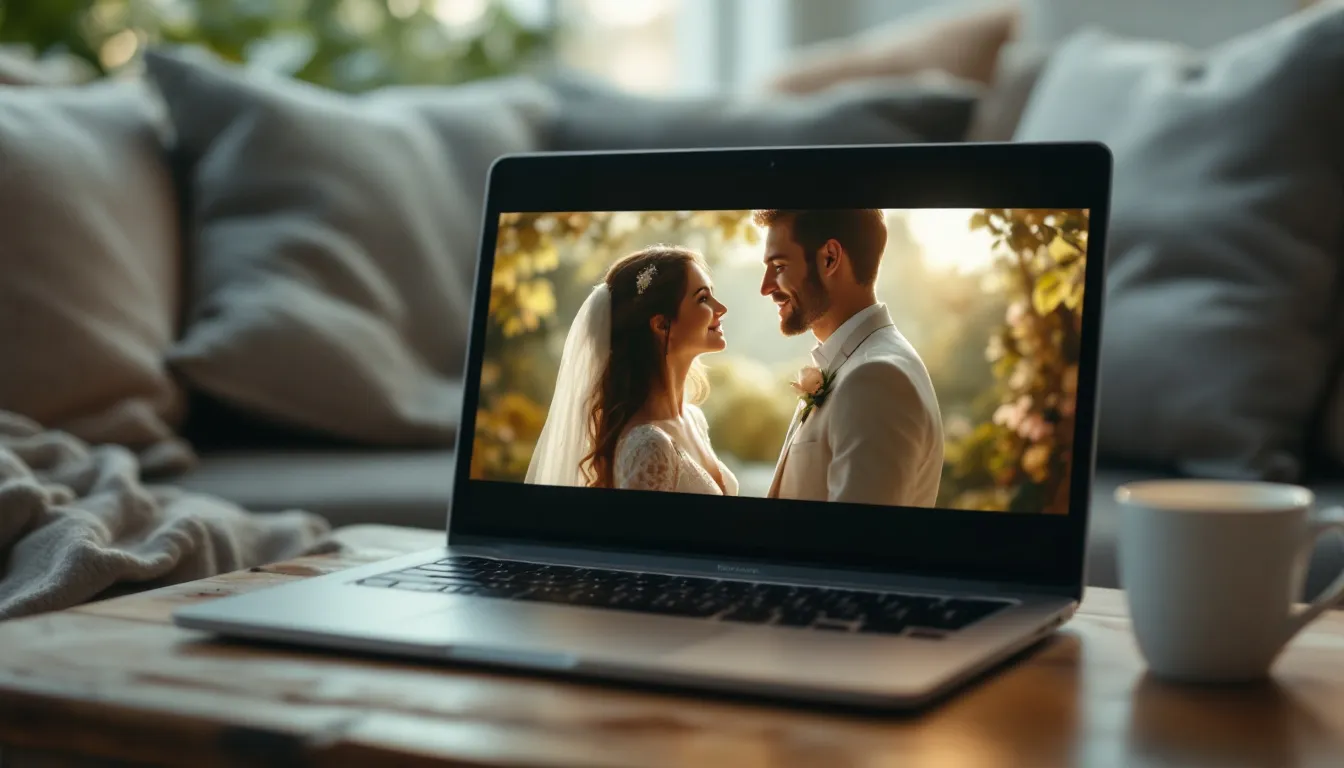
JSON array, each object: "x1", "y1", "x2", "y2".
[
  {"x1": 1018, "y1": 413, "x2": 1053, "y2": 442},
  {"x1": 791, "y1": 365, "x2": 825, "y2": 397},
  {"x1": 992, "y1": 395, "x2": 1032, "y2": 431}
]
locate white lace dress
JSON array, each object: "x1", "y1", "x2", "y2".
[{"x1": 613, "y1": 407, "x2": 739, "y2": 496}]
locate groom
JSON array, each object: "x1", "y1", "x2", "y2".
[{"x1": 755, "y1": 209, "x2": 944, "y2": 508}]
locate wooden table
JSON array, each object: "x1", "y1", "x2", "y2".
[{"x1": 2, "y1": 525, "x2": 1343, "y2": 768}]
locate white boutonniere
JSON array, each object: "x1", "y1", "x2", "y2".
[{"x1": 790, "y1": 365, "x2": 835, "y2": 422}]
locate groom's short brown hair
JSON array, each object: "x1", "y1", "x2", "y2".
[{"x1": 752, "y1": 209, "x2": 887, "y2": 285}]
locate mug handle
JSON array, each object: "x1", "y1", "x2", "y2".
[{"x1": 1286, "y1": 505, "x2": 1344, "y2": 637}]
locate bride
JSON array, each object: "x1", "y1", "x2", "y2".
[{"x1": 525, "y1": 245, "x2": 739, "y2": 495}]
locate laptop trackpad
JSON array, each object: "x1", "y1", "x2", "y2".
[{"x1": 399, "y1": 601, "x2": 725, "y2": 661}]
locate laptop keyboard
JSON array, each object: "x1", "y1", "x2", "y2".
[{"x1": 357, "y1": 556, "x2": 1012, "y2": 636}]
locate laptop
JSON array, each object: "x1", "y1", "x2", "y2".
[{"x1": 174, "y1": 142, "x2": 1111, "y2": 709}]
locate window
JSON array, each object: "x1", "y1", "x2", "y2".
[
  {"x1": 551, "y1": 0, "x2": 681, "y2": 93},
  {"x1": 550, "y1": 0, "x2": 792, "y2": 95}
]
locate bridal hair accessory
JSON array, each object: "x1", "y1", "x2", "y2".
[{"x1": 636, "y1": 264, "x2": 658, "y2": 294}]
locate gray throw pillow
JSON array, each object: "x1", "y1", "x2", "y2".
[
  {"x1": 142, "y1": 50, "x2": 559, "y2": 446},
  {"x1": 1014, "y1": 7, "x2": 1344, "y2": 481},
  {"x1": 0, "y1": 46, "x2": 95, "y2": 85},
  {"x1": 0, "y1": 79, "x2": 188, "y2": 460},
  {"x1": 966, "y1": 41, "x2": 1052, "y2": 142},
  {"x1": 544, "y1": 71, "x2": 980, "y2": 150}
]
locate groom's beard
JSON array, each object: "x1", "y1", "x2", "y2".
[{"x1": 777, "y1": 270, "x2": 830, "y2": 337}]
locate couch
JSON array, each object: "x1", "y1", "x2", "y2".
[{"x1": 6, "y1": 1, "x2": 1344, "y2": 604}]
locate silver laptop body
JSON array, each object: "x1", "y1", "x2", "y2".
[{"x1": 175, "y1": 143, "x2": 1111, "y2": 709}]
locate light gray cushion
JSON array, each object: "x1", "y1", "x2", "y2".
[
  {"x1": 0, "y1": 46, "x2": 95, "y2": 85},
  {"x1": 966, "y1": 41, "x2": 1052, "y2": 142},
  {"x1": 0, "y1": 79, "x2": 189, "y2": 460},
  {"x1": 545, "y1": 71, "x2": 980, "y2": 150},
  {"x1": 1018, "y1": 0, "x2": 1297, "y2": 49},
  {"x1": 1014, "y1": 8, "x2": 1344, "y2": 481},
  {"x1": 142, "y1": 50, "x2": 559, "y2": 447}
]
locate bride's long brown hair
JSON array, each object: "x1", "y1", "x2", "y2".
[{"x1": 580, "y1": 245, "x2": 710, "y2": 487}]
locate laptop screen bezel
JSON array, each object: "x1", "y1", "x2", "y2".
[{"x1": 448, "y1": 142, "x2": 1110, "y2": 594}]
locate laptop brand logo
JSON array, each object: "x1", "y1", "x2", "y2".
[{"x1": 716, "y1": 564, "x2": 761, "y2": 575}]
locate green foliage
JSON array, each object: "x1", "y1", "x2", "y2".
[
  {"x1": 939, "y1": 208, "x2": 1088, "y2": 514},
  {"x1": 0, "y1": 0, "x2": 555, "y2": 91},
  {"x1": 700, "y1": 357, "x2": 795, "y2": 464}
]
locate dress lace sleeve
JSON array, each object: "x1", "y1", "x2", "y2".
[{"x1": 614, "y1": 426, "x2": 680, "y2": 491}]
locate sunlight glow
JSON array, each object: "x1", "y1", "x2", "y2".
[
  {"x1": 433, "y1": 0, "x2": 489, "y2": 27},
  {"x1": 724, "y1": 238, "x2": 764, "y2": 268},
  {"x1": 606, "y1": 44, "x2": 673, "y2": 92},
  {"x1": 337, "y1": 0, "x2": 384, "y2": 35},
  {"x1": 902, "y1": 209, "x2": 1000, "y2": 274},
  {"x1": 582, "y1": 0, "x2": 668, "y2": 27},
  {"x1": 388, "y1": 0, "x2": 419, "y2": 19},
  {"x1": 99, "y1": 29, "x2": 140, "y2": 69}
]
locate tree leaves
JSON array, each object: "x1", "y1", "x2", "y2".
[
  {"x1": 1032, "y1": 270, "x2": 1070, "y2": 315},
  {"x1": 942, "y1": 208, "x2": 1089, "y2": 514},
  {"x1": 469, "y1": 391, "x2": 547, "y2": 480},
  {"x1": 3, "y1": 0, "x2": 555, "y2": 90}
]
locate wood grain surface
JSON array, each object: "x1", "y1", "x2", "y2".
[{"x1": 2, "y1": 525, "x2": 1343, "y2": 768}]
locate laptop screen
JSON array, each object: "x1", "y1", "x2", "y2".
[
  {"x1": 471, "y1": 207, "x2": 1088, "y2": 514},
  {"x1": 449, "y1": 144, "x2": 1108, "y2": 590}
]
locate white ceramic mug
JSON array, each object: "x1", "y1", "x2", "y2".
[{"x1": 1115, "y1": 479, "x2": 1344, "y2": 683}]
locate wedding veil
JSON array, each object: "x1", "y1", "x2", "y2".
[{"x1": 524, "y1": 283, "x2": 611, "y2": 486}]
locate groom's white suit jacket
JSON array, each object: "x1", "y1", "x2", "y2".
[{"x1": 768, "y1": 303, "x2": 944, "y2": 508}]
